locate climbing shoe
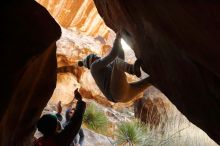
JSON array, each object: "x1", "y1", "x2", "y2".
[{"x1": 133, "y1": 59, "x2": 142, "y2": 78}]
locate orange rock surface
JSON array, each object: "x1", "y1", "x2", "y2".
[{"x1": 37, "y1": 0, "x2": 110, "y2": 38}]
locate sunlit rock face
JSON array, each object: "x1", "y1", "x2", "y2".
[
  {"x1": 37, "y1": 0, "x2": 110, "y2": 38},
  {"x1": 93, "y1": 0, "x2": 220, "y2": 143}
]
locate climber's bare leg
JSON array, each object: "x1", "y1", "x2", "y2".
[
  {"x1": 125, "y1": 77, "x2": 151, "y2": 102},
  {"x1": 110, "y1": 63, "x2": 151, "y2": 103}
]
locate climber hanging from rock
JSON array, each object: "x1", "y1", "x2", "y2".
[{"x1": 78, "y1": 30, "x2": 151, "y2": 103}]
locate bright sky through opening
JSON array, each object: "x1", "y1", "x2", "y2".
[{"x1": 121, "y1": 38, "x2": 132, "y2": 52}]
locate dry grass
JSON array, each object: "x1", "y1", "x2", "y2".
[{"x1": 138, "y1": 110, "x2": 218, "y2": 146}]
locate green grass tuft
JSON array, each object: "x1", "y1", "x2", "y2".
[
  {"x1": 115, "y1": 120, "x2": 149, "y2": 146},
  {"x1": 83, "y1": 103, "x2": 108, "y2": 133}
]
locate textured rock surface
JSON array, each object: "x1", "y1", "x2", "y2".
[
  {"x1": 93, "y1": 0, "x2": 220, "y2": 143},
  {"x1": 134, "y1": 86, "x2": 170, "y2": 128},
  {"x1": 0, "y1": 1, "x2": 61, "y2": 145},
  {"x1": 81, "y1": 128, "x2": 112, "y2": 146},
  {"x1": 37, "y1": 0, "x2": 110, "y2": 38}
]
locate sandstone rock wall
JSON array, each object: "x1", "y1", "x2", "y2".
[
  {"x1": 37, "y1": 0, "x2": 110, "y2": 38},
  {"x1": 0, "y1": 1, "x2": 61, "y2": 145},
  {"x1": 93, "y1": 0, "x2": 220, "y2": 143}
]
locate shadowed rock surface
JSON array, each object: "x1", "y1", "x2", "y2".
[
  {"x1": 93, "y1": 0, "x2": 220, "y2": 144},
  {"x1": 0, "y1": 1, "x2": 61, "y2": 145}
]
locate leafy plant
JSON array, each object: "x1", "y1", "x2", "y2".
[
  {"x1": 83, "y1": 103, "x2": 108, "y2": 133},
  {"x1": 115, "y1": 120, "x2": 149, "y2": 146}
]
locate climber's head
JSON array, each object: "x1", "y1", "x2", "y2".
[
  {"x1": 78, "y1": 53, "x2": 100, "y2": 69},
  {"x1": 37, "y1": 114, "x2": 58, "y2": 136}
]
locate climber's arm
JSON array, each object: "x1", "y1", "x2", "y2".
[{"x1": 56, "y1": 90, "x2": 86, "y2": 146}]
